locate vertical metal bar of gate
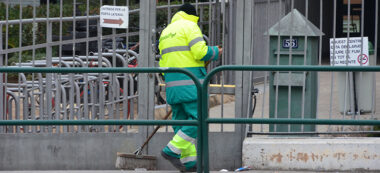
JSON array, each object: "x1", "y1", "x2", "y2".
[
  {"x1": 0, "y1": 23, "x2": 3, "y2": 133},
  {"x1": 122, "y1": 0, "x2": 130, "y2": 133},
  {"x1": 220, "y1": 0, "x2": 226, "y2": 132},
  {"x1": 98, "y1": 0, "x2": 105, "y2": 132},
  {"x1": 357, "y1": 0, "x2": 365, "y2": 128},
  {"x1": 56, "y1": 0, "x2": 63, "y2": 133},
  {"x1": 287, "y1": 0, "x2": 294, "y2": 132},
  {"x1": 18, "y1": 0, "x2": 23, "y2": 134},
  {"x1": 109, "y1": 0, "x2": 117, "y2": 133},
  {"x1": 373, "y1": 0, "x2": 379, "y2": 119},
  {"x1": 27, "y1": 1, "x2": 32, "y2": 133},
  {"x1": 47, "y1": 5, "x2": 54, "y2": 133},
  {"x1": 3, "y1": 0, "x2": 9, "y2": 133},
  {"x1": 318, "y1": 0, "x2": 323, "y2": 66},
  {"x1": 346, "y1": 0, "x2": 355, "y2": 118},
  {"x1": 208, "y1": 0, "x2": 212, "y2": 45},
  {"x1": 82, "y1": 0, "x2": 90, "y2": 132},
  {"x1": 71, "y1": 0, "x2": 77, "y2": 132},
  {"x1": 317, "y1": 0, "x2": 323, "y2": 132},
  {"x1": 300, "y1": 0, "x2": 309, "y2": 132},
  {"x1": 274, "y1": 0, "x2": 283, "y2": 132},
  {"x1": 328, "y1": 0, "x2": 338, "y2": 132}
]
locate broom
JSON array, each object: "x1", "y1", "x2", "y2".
[{"x1": 116, "y1": 109, "x2": 172, "y2": 170}]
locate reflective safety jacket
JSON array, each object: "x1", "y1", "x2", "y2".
[{"x1": 159, "y1": 11, "x2": 219, "y2": 104}]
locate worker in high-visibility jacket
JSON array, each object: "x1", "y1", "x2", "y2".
[{"x1": 158, "y1": 3, "x2": 222, "y2": 172}]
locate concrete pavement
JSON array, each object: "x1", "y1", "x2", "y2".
[{"x1": 0, "y1": 170, "x2": 354, "y2": 173}]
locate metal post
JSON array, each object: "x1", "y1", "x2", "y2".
[
  {"x1": 97, "y1": 12, "x2": 105, "y2": 132},
  {"x1": 0, "y1": 24, "x2": 3, "y2": 133},
  {"x1": 138, "y1": 0, "x2": 156, "y2": 155},
  {"x1": 234, "y1": 0, "x2": 252, "y2": 162},
  {"x1": 17, "y1": 0, "x2": 23, "y2": 134},
  {"x1": 46, "y1": 19, "x2": 53, "y2": 133},
  {"x1": 83, "y1": 0, "x2": 90, "y2": 132},
  {"x1": 4, "y1": 0, "x2": 9, "y2": 133}
]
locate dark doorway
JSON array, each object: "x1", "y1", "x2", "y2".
[
  {"x1": 336, "y1": 0, "x2": 363, "y2": 38},
  {"x1": 320, "y1": 0, "x2": 379, "y2": 64}
]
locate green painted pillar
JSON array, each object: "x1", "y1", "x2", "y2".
[{"x1": 268, "y1": 9, "x2": 324, "y2": 133}]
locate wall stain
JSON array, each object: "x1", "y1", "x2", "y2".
[
  {"x1": 287, "y1": 151, "x2": 295, "y2": 161},
  {"x1": 265, "y1": 149, "x2": 379, "y2": 166},
  {"x1": 363, "y1": 150, "x2": 370, "y2": 160},
  {"x1": 296, "y1": 152, "x2": 309, "y2": 163},
  {"x1": 311, "y1": 153, "x2": 320, "y2": 162},
  {"x1": 260, "y1": 148, "x2": 266, "y2": 166},
  {"x1": 47, "y1": 145, "x2": 61, "y2": 157},
  {"x1": 333, "y1": 152, "x2": 346, "y2": 160},
  {"x1": 353, "y1": 154, "x2": 359, "y2": 160},
  {"x1": 270, "y1": 153, "x2": 283, "y2": 163},
  {"x1": 322, "y1": 153, "x2": 329, "y2": 160}
]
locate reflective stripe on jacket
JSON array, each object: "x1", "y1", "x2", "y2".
[{"x1": 159, "y1": 11, "x2": 219, "y2": 104}]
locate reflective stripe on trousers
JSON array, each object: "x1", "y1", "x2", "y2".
[
  {"x1": 166, "y1": 79, "x2": 204, "y2": 88},
  {"x1": 166, "y1": 130, "x2": 197, "y2": 158},
  {"x1": 181, "y1": 155, "x2": 197, "y2": 164}
]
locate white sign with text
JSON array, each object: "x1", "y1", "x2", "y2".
[
  {"x1": 330, "y1": 37, "x2": 369, "y2": 66},
  {"x1": 100, "y1": 5, "x2": 129, "y2": 29}
]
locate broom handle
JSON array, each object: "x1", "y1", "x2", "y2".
[{"x1": 140, "y1": 109, "x2": 173, "y2": 151}]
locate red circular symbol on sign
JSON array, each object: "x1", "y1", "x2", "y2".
[{"x1": 357, "y1": 54, "x2": 368, "y2": 65}]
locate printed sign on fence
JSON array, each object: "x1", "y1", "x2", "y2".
[
  {"x1": 100, "y1": 5, "x2": 129, "y2": 29},
  {"x1": 330, "y1": 37, "x2": 369, "y2": 66}
]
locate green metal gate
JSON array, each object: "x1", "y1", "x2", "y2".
[{"x1": 2, "y1": 65, "x2": 380, "y2": 173}]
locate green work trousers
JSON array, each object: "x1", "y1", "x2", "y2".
[{"x1": 163, "y1": 101, "x2": 198, "y2": 169}]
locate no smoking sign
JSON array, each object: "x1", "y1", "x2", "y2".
[{"x1": 357, "y1": 54, "x2": 369, "y2": 65}]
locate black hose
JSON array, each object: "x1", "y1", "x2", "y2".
[
  {"x1": 353, "y1": 73, "x2": 358, "y2": 114},
  {"x1": 251, "y1": 88, "x2": 259, "y2": 117},
  {"x1": 252, "y1": 95, "x2": 257, "y2": 117}
]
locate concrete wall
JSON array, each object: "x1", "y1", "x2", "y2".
[
  {"x1": 0, "y1": 132, "x2": 241, "y2": 171},
  {"x1": 0, "y1": 133, "x2": 139, "y2": 170},
  {"x1": 243, "y1": 137, "x2": 380, "y2": 171}
]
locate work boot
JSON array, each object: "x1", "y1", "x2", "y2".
[
  {"x1": 161, "y1": 150, "x2": 186, "y2": 172},
  {"x1": 181, "y1": 165, "x2": 197, "y2": 172}
]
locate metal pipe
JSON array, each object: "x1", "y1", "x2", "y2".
[
  {"x1": 60, "y1": 84, "x2": 67, "y2": 132},
  {"x1": 0, "y1": 8, "x2": 141, "y2": 25},
  {"x1": 1, "y1": 32, "x2": 139, "y2": 55},
  {"x1": 6, "y1": 90, "x2": 20, "y2": 133},
  {"x1": 77, "y1": 56, "x2": 113, "y2": 67},
  {"x1": 15, "y1": 61, "x2": 71, "y2": 68},
  {"x1": 92, "y1": 53, "x2": 127, "y2": 67},
  {"x1": 0, "y1": 24, "x2": 4, "y2": 133}
]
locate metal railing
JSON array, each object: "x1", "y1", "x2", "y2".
[
  {"x1": 0, "y1": 51, "x2": 141, "y2": 133},
  {"x1": 0, "y1": 0, "x2": 224, "y2": 134},
  {"x1": 1, "y1": 65, "x2": 380, "y2": 173}
]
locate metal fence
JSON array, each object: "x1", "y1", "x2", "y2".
[
  {"x1": 1, "y1": 65, "x2": 380, "y2": 173},
  {"x1": 241, "y1": 0, "x2": 380, "y2": 136},
  {"x1": 0, "y1": 0, "x2": 141, "y2": 134},
  {"x1": 0, "y1": 1, "x2": 239, "y2": 170},
  {"x1": 0, "y1": 0, "x2": 228, "y2": 134},
  {"x1": 1, "y1": 0, "x2": 380, "y2": 171}
]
